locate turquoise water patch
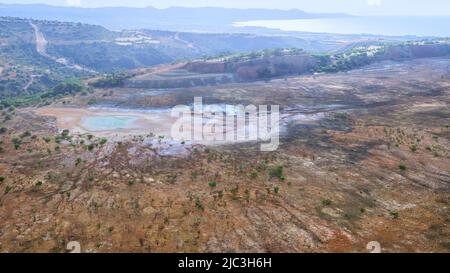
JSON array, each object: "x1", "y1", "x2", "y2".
[{"x1": 81, "y1": 116, "x2": 139, "y2": 131}]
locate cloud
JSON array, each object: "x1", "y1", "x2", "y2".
[
  {"x1": 367, "y1": 0, "x2": 383, "y2": 6},
  {"x1": 66, "y1": 0, "x2": 82, "y2": 6}
]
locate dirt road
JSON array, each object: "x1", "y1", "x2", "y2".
[{"x1": 29, "y1": 21, "x2": 95, "y2": 73}]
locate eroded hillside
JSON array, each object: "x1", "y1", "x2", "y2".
[{"x1": 0, "y1": 58, "x2": 449, "y2": 252}]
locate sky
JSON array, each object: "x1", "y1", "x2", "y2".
[{"x1": 1, "y1": 0, "x2": 450, "y2": 16}]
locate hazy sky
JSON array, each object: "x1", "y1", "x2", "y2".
[{"x1": 1, "y1": 0, "x2": 450, "y2": 16}]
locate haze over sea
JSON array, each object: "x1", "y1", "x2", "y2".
[{"x1": 234, "y1": 16, "x2": 450, "y2": 37}]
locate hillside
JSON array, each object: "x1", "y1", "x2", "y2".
[
  {"x1": 0, "y1": 16, "x2": 332, "y2": 100},
  {"x1": 0, "y1": 17, "x2": 89, "y2": 100},
  {"x1": 3, "y1": 16, "x2": 449, "y2": 104},
  {"x1": 118, "y1": 41, "x2": 450, "y2": 89},
  {"x1": 0, "y1": 56, "x2": 449, "y2": 253},
  {"x1": 2, "y1": 16, "x2": 394, "y2": 101}
]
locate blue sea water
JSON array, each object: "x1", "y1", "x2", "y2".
[
  {"x1": 234, "y1": 16, "x2": 450, "y2": 37},
  {"x1": 81, "y1": 116, "x2": 138, "y2": 131}
]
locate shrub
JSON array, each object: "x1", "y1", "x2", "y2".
[
  {"x1": 51, "y1": 81, "x2": 84, "y2": 96},
  {"x1": 100, "y1": 138, "x2": 108, "y2": 145},
  {"x1": 20, "y1": 131, "x2": 31, "y2": 138},
  {"x1": 0, "y1": 127, "x2": 7, "y2": 134},
  {"x1": 195, "y1": 197, "x2": 203, "y2": 210},
  {"x1": 87, "y1": 97, "x2": 98, "y2": 105},
  {"x1": 250, "y1": 172, "x2": 258, "y2": 179},
  {"x1": 89, "y1": 73, "x2": 129, "y2": 88},
  {"x1": 399, "y1": 164, "x2": 407, "y2": 171},
  {"x1": 87, "y1": 144, "x2": 95, "y2": 151},
  {"x1": 208, "y1": 181, "x2": 217, "y2": 188},
  {"x1": 43, "y1": 136, "x2": 51, "y2": 143},
  {"x1": 322, "y1": 199, "x2": 332, "y2": 206},
  {"x1": 230, "y1": 186, "x2": 239, "y2": 200},
  {"x1": 269, "y1": 166, "x2": 284, "y2": 180},
  {"x1": 390, "y1": 211, "x2": 399, "y2": 219},
  {"x1": 61, "y1": 129, "x2": 70, "y2": 137},
  {"x1": 0, "y1": 176, "x2": 4, "y2": 182},
  {"x1": 274, "y1": 186, "x2": 280, "y2": 194},
  {"x1": 14, "y1": 143, "x2": 21, "y2": 150}
]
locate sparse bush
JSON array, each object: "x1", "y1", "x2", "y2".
[
  {"x1": 43, "y1": 136, "x2": 51, "y2": 143},
  {"x1": 20, "y1": 131, "x2": 31, "y2": 138},
  {"x1": 55, "y1": 136, "x2": 62, "y2": 144},
  {"x1": 230, "y1": 186, "x2": 239, "y2": 200},
  {"x1": 100, "y1": 138, "x2": 108, "y2": 145},
  {"x1": 274, "y1": 186, "x2": 280, "y2": 194},
  {"x1": 218, "y1": 190, "x2": 224, "y2": 199},
  {"x1": 87, "y1": 144, "x2": 95, "y2": 151},
  {"x1": 61, "y1": 129, "x2": 70, "y2": 137},
  {"x1": 12, "y1": 137, "x2": 21, "y2": 145},
  {"x1": 0, "y1": 127, "x2": 7, "y2": 134},
  {"x1": 269, "y1": 165, "x2": 284, "y2": 180},
  {"x1": 390, "y1": 211, "x2": 399, "y2": 219},
  {"x1": 322, "y1": 199, "x2": 332, "y2": 206},
  {"x1": 334, "y1": 112, "x2": 348, "y2": 119},
  {"x1": 195, "y1": 197, "x2": 203, "y2": 210},
  {"x1": 87, "y1": 97, "x2": 98, "y2": 105}
]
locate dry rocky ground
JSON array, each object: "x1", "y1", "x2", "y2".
[{"x1": 0, "y1": 58, "x2": 449, "y2": 253}]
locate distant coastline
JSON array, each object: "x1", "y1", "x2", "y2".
[{"x1": 234, "y1": 16, "x2": 450, "y2": 37}]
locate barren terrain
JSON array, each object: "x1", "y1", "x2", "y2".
[{"x1": 0, "y1": 57, "x2": 449, "y2": 253}]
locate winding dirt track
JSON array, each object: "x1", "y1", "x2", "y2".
[{"x1": 29, "y1": 21, "x2": 95, "y2": 73}]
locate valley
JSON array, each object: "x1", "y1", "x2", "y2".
[
  {"x1": 0, "y1": 57, "x2": 449, "y2": 252},
  {"x1": 0, "y1": 6, "x2": 449, "y2": 254}
]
